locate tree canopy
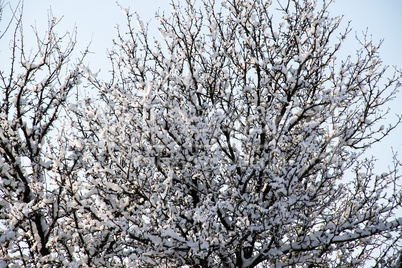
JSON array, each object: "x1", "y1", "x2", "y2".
[{"x1": 1, "y1": 0, "x2": 402, "y2": 267}]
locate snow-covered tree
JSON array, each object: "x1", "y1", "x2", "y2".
[
  {"x1": 0, "y1": 5, "x2": 88, "y2": 266},
  {"x1": 1, "y1": 0, "x2": 402, "y2": 267}
]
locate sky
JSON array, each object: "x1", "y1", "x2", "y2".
[{"x1": 1, "y1": 0, "x2": 401, "y2": 173}]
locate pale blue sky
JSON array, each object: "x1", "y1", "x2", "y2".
[{"x1": 1, "y1": 0, "x2": 401, "y2": 172}]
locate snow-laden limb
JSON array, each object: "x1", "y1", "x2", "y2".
[{"x1": 244, "y1": 218, "x2": 402, "y2": 267}]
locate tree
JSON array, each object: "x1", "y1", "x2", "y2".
[
  {"x1": 1, "y1": 0, "x2": 402, "y2": 267},
  {"x1": 0, "y1": 3, "x2": 88, "y2": 266}
]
